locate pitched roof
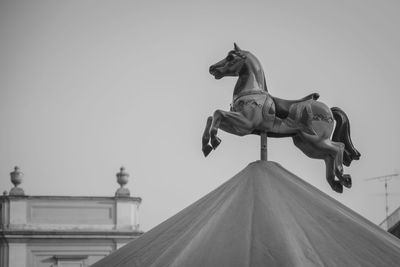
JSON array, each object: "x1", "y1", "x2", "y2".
[{"x1": 93, "y1": 161, "x2": 400, "y2": 267}]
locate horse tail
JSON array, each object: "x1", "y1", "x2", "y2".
[{"x1": 331, "y1": 107, "x2": 361, "y2": 166}]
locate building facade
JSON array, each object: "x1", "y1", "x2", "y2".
[{"x1": 0, "y1": 167, "x2": 142, "y2": 267}]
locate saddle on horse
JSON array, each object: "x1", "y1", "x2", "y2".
[
  {"x1": 258, "y1": 92, "x2": 320, "y2": 137},
  {"x1": 271, "y1": 93, "x2": 320, "y2": 119}
]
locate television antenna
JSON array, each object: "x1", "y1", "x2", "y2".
[{"x1": 365, "y1": 173, "x2": 399, "y2": 224}]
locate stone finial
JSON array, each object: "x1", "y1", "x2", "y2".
[
  {"x1": 115, "y1": 166, "x2": 130, "y2": 197},
  {"x1": 9, "y1": 166, "x2": 25, "y2": 196}
]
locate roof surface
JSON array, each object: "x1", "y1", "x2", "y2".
[{"x1": 93, "y1": 161, "x2": 400, "y2": 267}]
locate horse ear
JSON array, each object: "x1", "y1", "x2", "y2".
[{"x1": 234, "y1": 43, "x2": 241, "y2": 51}]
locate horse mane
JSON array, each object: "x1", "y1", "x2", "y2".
[{"x1": 244, "y1": 51, "x2": 268, "y2": 92}]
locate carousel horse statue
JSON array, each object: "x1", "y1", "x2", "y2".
[{"x1": 202, "y1": 43, "x2": 360, "y2": 193}]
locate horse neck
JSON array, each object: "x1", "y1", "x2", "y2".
[{"x1": 233, "y1": 55, "x2": 267, "y2": 97}]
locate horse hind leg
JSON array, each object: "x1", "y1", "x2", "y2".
[
  {"x1": 332, "y1": 141, "x2": 352, "y2": 188},
  {"x1": 202, "y1": 116, "x2": 213, "y2": 157},
  {"x1": 325, "y1": 157, "x2": 343, "y2": 193},
  {"x1": 293, "y1": 136, "x2": 344, "y2": 193},
  {"x1": 321, "y1": 139, "x2": 352, "y2": 189}
]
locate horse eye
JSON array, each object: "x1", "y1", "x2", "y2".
[{"x1": 226, "y1": 55, "x2": 234, "y2": 61}]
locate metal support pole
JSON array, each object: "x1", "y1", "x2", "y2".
[
  {"x1": 385, "y1": 179, "x2": 389, "y2": 223},
  {"x1": 261, "y1": 132, "x2": 268, "y2": 161}
]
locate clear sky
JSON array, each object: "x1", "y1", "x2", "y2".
[{"x1": 1, "y1": 0, "x2": 400, "y2": 231}]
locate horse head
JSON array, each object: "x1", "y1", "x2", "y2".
[
  {"x1": 209, "y1": 43, "x2": 267, "y2": 92},
  {"x1": 209, "y1": 43, "x2": 247, "y2": 80}
]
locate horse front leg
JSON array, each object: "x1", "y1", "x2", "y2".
[
  {"x1": 209, "y1": 110, "x2": 224, "y2": 150},
  {"x1": 202, "y1": 116, "x2": 213, "y2": 157},
  {"x1": 209, "y1": 109, "x2": 255, "y2": 151}
]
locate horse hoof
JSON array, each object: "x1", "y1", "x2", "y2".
[
  {"x1": 342, "y1": 174, "x2": 352, "y2": 188},
  {"x1": 211, "y1": 137, "x2": 221, "y2": 149},
  {"x1": 202, "y1": 145, "x2": 213, "y2": 157},
  {"x1": 332, "y1": 181, "x2": 343, "y2": 193}
]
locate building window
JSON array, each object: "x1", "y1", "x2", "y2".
[{"x1": 53, "y1": 255, "x2": 89, "y2": 267}]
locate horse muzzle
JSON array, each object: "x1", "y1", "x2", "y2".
[{"x1": 209, "y1": 65, "x2": 223, "y2": 79}]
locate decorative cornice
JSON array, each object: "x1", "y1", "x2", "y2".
[
  {"x1": 0, "y1": 195, "x2": 142, "y2": 203},
  {"x1": 0, "y1": 229, "x2": 144, "y2": 239}
]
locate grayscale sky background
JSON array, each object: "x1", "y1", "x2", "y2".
[{"x1": 1, "y1": 0, "x2": 400, "y2": 231}]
